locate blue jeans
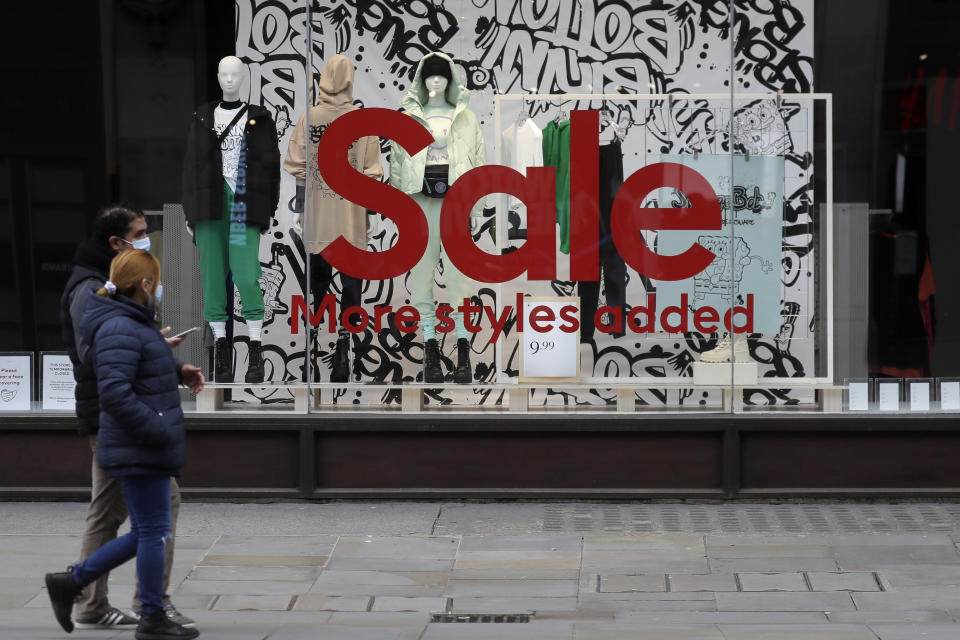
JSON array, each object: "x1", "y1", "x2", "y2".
[{"x1": 71, "y1": 475, "x2": 171, "y2": 613}]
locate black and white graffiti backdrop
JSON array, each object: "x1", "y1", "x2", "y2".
[{"x1": 232, "y1": 0, "x2": 815, "y2": 407}]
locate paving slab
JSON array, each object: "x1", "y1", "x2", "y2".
[
  {"x1": 451, "y1": 568, "x2": 580, "y2": 580},
  {"x1": 852, "y1": 586, "x2": 960, "y2": 611},
  {"x1": 448, "y1": 596, "x2": 578, "y2": 613},
  {"x1": 446, "y1": 579, "x2": 578, "y2": 597},
  {"x1": 188, "y1": 565, "x2": 322, "y2": 582},
  {"x1": 835, "y1": 545, "x2": 960, "y2": 570},
  {"x1": 292, "y1": 595, "x2": 372, "y2": 611},
  {"x1": 807, "y1": 572, "x2": 880, "y2": 592},
  {"x1": 332, "y1": 537, "x2": 460, "y2": 559},
  {"x1": 176, "y1": 578, "x2": 312, "y2": 596},
  {"x1": 371, "y1": 596, "x2": 445, "y2": 612},
  {"x1": 668, "y1": 574, "x2": 738, "y2": 592},
  {"x1": 827, "y1": 610, "x2": 953, "y2": 624},
  {"x1": 715, "y1": 592, "x2": 856, "y2": 612},
  {"x1": 421, "y1": 622, "x2": 573, "y2": 639},
  {"x1": 616, "y1": 612, "x2": 829, "y2": 624},
  {"x1": 327, "y1": 612, "x2": 430, "y2": 625},
  {"x1": 868, "y1": 624, "x2": 960, "y2": 640},
  {"x1": 212, "y1": 594, "x2": 294, "y2": 611},
  {"x1": 327, "y1": 558, "x2": 455, "y2": 572},
  {"x1": 874, "y1": 564, "x2": 960, "y2": 587},
  {"x1": 598, "y1": 574, "x2": 666, "y2": 593},
  {"x1": 717, "y1": 623, "x2": 880, "y2": 639},
  {"x1": 572, "y1": 623, "x2": 724, "y2": 639},
  {"x1": 454, "y1": 551, "x2": 580, "y2": 570},
  {"x1": 708, "y1": 557, "x2": 839, "y2": 573},
  {"x1": 737, "y1": 572, "x2": 809, "y2": 592},
  {"x1": 199, "y1": 554, "x2": 329, "y2": 567}
]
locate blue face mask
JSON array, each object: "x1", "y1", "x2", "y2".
[
  {"x1": 124, "y1": 236, "x2": 151, "y2": 252},
  {"x1": 155, "y1": 283, "x2": 163, "y2": 304}
]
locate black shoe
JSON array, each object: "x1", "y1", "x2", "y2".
[
  {"x1": 135, "y1": 609, "x2": 199, "y2": 640},
  {"x1": 423, "y1": 338, "x2": 443, "y2": 383},
  {"x1": 454, "y1": 338, "x2": 472, "y2": 383},
  {"x1": 331, "y1": 337, "x2": 350, "y2": 382},
  {"x1": 245, "y1": 340, "x2": 265, "y2": 383},
  {"x1": 45, "y1": 568, "x2": 83, "y2": 633},
  {"x1": 214, "y1": 337, "x2": 232, "y2": 382}
]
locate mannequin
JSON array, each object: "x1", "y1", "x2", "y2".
[
  {"x1": 182, "y1": 55, "x2": 280, "y2": 383},
  {"x1": 283, "y1": 54, "x2": 382, "y2": 382},
  {"x1": 389, "y1": 52, "x2": 485, "y2": 384}
]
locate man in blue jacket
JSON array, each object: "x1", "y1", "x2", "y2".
[{"x1": 59, "y1": 205, "x2": 193, "y2": 629}]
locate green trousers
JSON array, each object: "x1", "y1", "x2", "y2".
[{"x1": 194, "y1": 182, "x2": 265, "y2": 322}]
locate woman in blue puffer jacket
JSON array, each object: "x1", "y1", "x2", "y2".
[{"x1": 44, "y1": 249, "x2": 204, "y2": 640}]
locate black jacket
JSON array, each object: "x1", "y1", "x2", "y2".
[
  {"x1": 182, "y1": 101, "x2": 281, "y2": 231},
  {"x1": 81, "y1": 292, "x2": 185, "y2": 477},
  {"x1": 60, "y1": 240, "x2": 115, "y2": 436}
]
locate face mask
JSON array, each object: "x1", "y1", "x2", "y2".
[
  {"x1": 124, "y1": 237, "x2": 151, "y2": 252},
  {"x1": 155, "y1": 283, "x2": 163, "y2": 304}
]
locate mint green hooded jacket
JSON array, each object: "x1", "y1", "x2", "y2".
[{"x1": 388, "y1": 52, "x2": 486, "y2": 217}]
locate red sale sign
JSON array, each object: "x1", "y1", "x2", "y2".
[{"x1": 315, "y1": 109, "x2": 722, "y2": 283}]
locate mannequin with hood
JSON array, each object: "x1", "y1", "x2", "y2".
[
  {"x1": 389, "y1": 52, "x2": 485, "y2": 384},
  {"x1": 182, "y1": 55, "x2": 281, "y2": 384},
  {"x1": 284, "y1": 54, "x2": 382, "y2": 382}
]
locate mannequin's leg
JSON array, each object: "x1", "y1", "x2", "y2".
[
  {"x1": 193, "y1": 186, "x2": 231, "y2": 324},
  {"x1": 438, "y1": 244, "x2": 475, "y2": 341},
  {"x1": 227, "y1": 224, "x2": 264, "y2": 323},
  {"x1": 407, "y1": 195, "x2": 442, "y2": 340}
]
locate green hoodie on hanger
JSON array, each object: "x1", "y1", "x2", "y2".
[{"x1": 542, "y1": 119, "x2": 571, "y2": 254}]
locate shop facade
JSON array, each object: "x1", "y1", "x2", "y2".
[{"x1": 1, "y1": 0, "x2": 959, "y2": 498}]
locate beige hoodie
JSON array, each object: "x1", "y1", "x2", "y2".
[{"x1": 283, "y1": 54, "x2": 383, "y2": 253}]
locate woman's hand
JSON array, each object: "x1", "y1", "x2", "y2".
[
  {"x1": 161, "y1": 327, "x2": 185, "y2": 348},
  {"x1": 180, "y1": 364, "x2": 205, "y2": 394}
]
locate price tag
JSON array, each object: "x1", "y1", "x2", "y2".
[
  {"x1": 847, "y1": 382, "x2": 869, "y2": 411},
  {"x1": 878, "y1": 382, "x2": 900, "y2": 411},
  {"x1": 909, "y1": 382, "x2": 930, "y2": 412},
  {"x1": 520, "y1": 297, "x2": 580, "y2": 381},
  {"x1": 941, "y1": 382, "x2": 960, "y2": 411}
]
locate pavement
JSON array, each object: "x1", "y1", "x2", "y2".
[{"x1": 3, "y1": 501, "x2": 960, "y2": 639}]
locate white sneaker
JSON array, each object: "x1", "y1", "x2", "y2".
[{"x1": 701, "y1": 334, "x2": 750, "y2": 363}]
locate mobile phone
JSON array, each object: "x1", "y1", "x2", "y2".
[{"x1": 171, "y1": 327, "x2": 201, "y2": 339}]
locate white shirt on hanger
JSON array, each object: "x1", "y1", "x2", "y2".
[{"x1": 502, "y1": 118, "x2": 543, "y2": 211}]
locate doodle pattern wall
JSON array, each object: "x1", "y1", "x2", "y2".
[{"x1": 232, "y1": 0, "x2": 815, "y2": 407}]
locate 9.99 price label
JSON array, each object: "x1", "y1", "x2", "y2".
[{"x1": 520, "y1": 299, "x2": 579, "y2": 380}]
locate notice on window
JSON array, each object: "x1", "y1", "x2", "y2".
[
  {"x1": 42, "y1": 354, "x2": 76, "y2": 411},
  {"x1": 847, "y1": 382, "x2": 869, "y2": 411},
  {"x1": 909, "y1": 382, "x2": 930, "y2": 412},
  {"x1": 878, "y1": 382, "x2": 900, "y2": 412},
  {"x1": 0, "y1": 354, "x2": 31, "y2": 411},
  {"x1": 941, "y1": 382, "x2": 960, "y2": 411},
  {"x1": 520, "y1": 298, "x2": 579, "y2": 381}
]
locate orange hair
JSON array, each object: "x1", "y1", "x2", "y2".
[{"x1": 96, "y1": 249, "x2": 161, "y2": 298}]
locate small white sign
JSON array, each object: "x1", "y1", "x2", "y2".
[
  {"x1": 847, "y1": 382, "x2": 869, "y2": 411},
  {"x1": 941, "y1": 382, "x2": 960, "y2": 411},
  {"x1": 0, "y1": 354, "x2": 31, "y2": 411},
  {"x1": 42, "y1": 354, "x2": 76, "y2": 411},
  {"x1": 909, "y1": 382, "x2": 930, "y2": 412},
  {"x1": 520, "y1": 297, "x2": 579, "y2": 380},
  {"x1": 878, "y1": 382, "x2": 900, "y2": 411}
]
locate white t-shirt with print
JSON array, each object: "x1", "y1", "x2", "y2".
[
  {"x1": 424, "y1": 105, "x2": 453, "y2": 165},
  {"x1": 214, "y1": 103, "x2": 246, "y2": 191}
]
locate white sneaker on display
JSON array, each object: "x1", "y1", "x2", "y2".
[{"x1": 700, "y1": 334, "x2": 750, "y2": 363}]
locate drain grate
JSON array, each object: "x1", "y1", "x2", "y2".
[
  {"x1": 431, "y1": 613, "x2": 533, "y2": 623},
  {"x1": 540, "y1": 504, "x2": 960, "y2": 534}
]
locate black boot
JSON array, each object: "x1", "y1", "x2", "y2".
[
  {"x1": 246, "y1": 340, "x2": 265, "y2": 383},
  {"x1": 331, "y1": 336, "x2": 350, "y2": 382},
  {"x1": 423, "y1": 338, "x2": 443, "y2": 383},
  {"x1": 45, "y1": 567, "x2": 83, "y2": 633},
  {"x1": 454, "y1": 338, "x2": 472, "y2": 383},
  {"x1": 214, "y1": 337, "x2": 232, "y2": 382},
  {"x1": 135, "y1": 609, "x2": 199, "y2": 640}
]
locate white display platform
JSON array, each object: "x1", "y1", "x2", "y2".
[{"x1": 693, "y1": 362, "x2": 759, "y2": 386}]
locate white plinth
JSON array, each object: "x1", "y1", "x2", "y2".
[{"x1": 692, "y1": 362, "x2": 759, "y2": 386}]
